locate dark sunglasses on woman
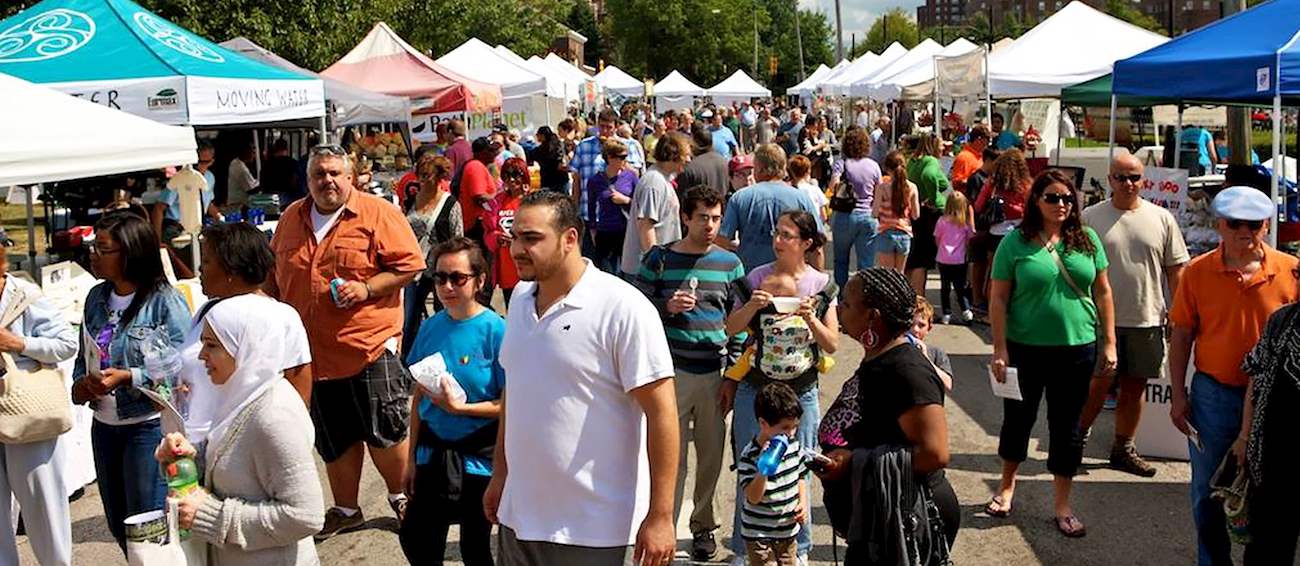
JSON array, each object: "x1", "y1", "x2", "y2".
[
  {"x1": 432, "y1": 271, "x2": 476, "y2": 286},
  {"x1": 1041, "y1": 193, "x2": 1074, "y2": 206}
]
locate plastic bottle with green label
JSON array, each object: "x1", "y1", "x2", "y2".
[{"x1": 165, "y1": 457, "x2": 199, "y2": 538}]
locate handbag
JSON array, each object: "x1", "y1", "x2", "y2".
[
  {"x1": 1210, "y1": 452, "x2": 1252, "y2": 545},
  {"x1": 828, "y1": 179, "x2": 858, "y2": 213},
  {"x1": 0, "y1": 290, "x2": 72, "y2": 444}
]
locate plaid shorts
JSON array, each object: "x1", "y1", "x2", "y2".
[{"x1": 311, "y1": 350, "x2": 412, "y2": 463}]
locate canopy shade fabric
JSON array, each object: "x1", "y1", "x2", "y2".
[
  {"x1": 321, "y1": 22, "x2": 500, "y2": 113},
  {"x1": 0, "y1": 71, "x2": 196, "y2": 186},
  {"x1": 1112, "y1": 0, "x2": 1300, "y2": 104},
  {"x1": 852, "y1": 38, "x2": 947, "y2": 98},
  {"x1": 987, "y1": 1, "x2": 1167, "y2": 98},
  {"x1": 709, "y1": 69, "x2": 771, "y2": 101},
  {"x1": 785, "y1": 63, "x2": 832, "y2": 95},
  {"x1": 220, "y1": 37, "x2": 410, "y2": 126},
  {"x1": 0, "y1": 0, "x2": 325, "y2": 125},
  {"x1": 655, "y1": 70, "x2": 707, "y2": 97},
  {"x1": 594, "y1": 64, "x2": 643, "y2": 96},
  {"x1": 820, "y1": 43, "x2": 907, "y2": 96},
  {"x1": 906, "y1": 44, "x2": 986, "y2": 101},
  {"x1": 437, "y1": 38, "x2": 550, "y2": 99}
]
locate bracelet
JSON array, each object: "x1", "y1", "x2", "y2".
[{"x1": 364, "y1": 282, "x2": 374, "y2": 299}]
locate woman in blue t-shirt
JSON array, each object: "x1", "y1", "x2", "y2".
[{"x1": 400, "y1": 237, "x2": 505, "y2": 566}]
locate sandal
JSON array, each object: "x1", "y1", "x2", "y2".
[
  {"x1": 1055, "y1": 515, "x2": 1087, "y2": 538},
  {"x1": 984, "y1": 495, "x2": 1013, "y2": 518}
]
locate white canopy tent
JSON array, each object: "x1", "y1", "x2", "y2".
[
  {"x1": 437, "y1": 38, "x2": 552, "y2": 99},
  {"x1": 820, "y1": 43, "x2": 907, "y2": 97},
  {"x1": 987, "y1": 1, "x2": 1167, "y2": 98},
  {"x1": 908, "y1": 45, "x2": 987, "y2": 101},
  {"x1": 709, "y1": 70, "x2": 771, "y2": 104},
  {"x1": 540, "y1": 54, "x2": 600, "y2": 102},
  {"x1": 220, "y1": 37, "x2": 411, "y2": 127},
  {"x1": 849, "y1": 38, "x2": 944, "y2": 98},
  {"x1": 868, "y1": 38, "x2": 979, "y2": 101},
  {"x1": 523, "y1": 55, "x2": 582, "y2": 102},
  {"x1": 654, "y1": 70, "x2": 707, "y2": 111},
  {"x1": 595, "y1": 65, "x2": 644, "y2": 97},
  {"x1": 785, "y1": 63, "x2": 833, "y2": 96}
]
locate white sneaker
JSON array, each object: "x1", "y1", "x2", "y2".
[
  {"x1": 798, "y1": 552, "x2": 809, "y2": 566},
  {"x1": 961, "y1": 309, "x2": 974, "y2": 322},
  {"x1": 940, "y1": 314, "x2": 951, "y2": 325}
]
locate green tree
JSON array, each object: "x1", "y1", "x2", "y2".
[
  {"x1": 566, "y1": 0, "x2": 605, "y2": 68},
  {"x1": 1105, "y1": 0, "x2": 1165, "y2": 33},
  {"x1": 853, "y1": 8, "x2": 919, "y2": 58},
  {"x1": 759, "y1": 0, "x2": 835, "y2": 91},
  {"x1": 605, "y1": 0, "x2": 768, "y2": 88}
]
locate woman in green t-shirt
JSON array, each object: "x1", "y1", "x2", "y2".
[
  {"x1": 905, "y1": 133, "x2": 951, "y2": 295},
  {"x1": 985, "y1": 169, "x2": 1118, "y2": 538}
]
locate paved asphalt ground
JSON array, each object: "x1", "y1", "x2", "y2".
[{"x1": 21, "y1": 277, "x2": 1263, "y2": 565}]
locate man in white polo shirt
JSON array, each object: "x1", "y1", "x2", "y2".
[{"x1": 484, "y1": 190, "x2": 680, "y2": 566}]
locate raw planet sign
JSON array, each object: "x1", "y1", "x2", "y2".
[{"x1": 213, "y1": 87, "x2": 313, "y2": 110}]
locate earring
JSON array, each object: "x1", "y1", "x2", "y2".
[{"x1": 861, "y1": 329, "x2": 878, "y2": 350}]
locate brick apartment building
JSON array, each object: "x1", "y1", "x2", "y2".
[{"x1": 917, "y1": 0, "x2": 1220, "y2": 36}]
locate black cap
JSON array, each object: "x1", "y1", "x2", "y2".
[
  {"x1": 472, "y1": 136, "x2": 501, "y2": 154},
  {"x1": 492, "y1": 123, "x2": 510, "y2": 134}
]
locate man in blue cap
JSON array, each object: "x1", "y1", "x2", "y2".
[{"x1": 1168, "y1": 186, "x2": 1299, "y2": 566}]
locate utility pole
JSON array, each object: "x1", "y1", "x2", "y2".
[
  {"x1": 834, "y1": 0, "x2": 844, "y2": 62},
  {"x1": 795, "y1": 0, "x2": 807, "y2": 80},
  {"x1": 1224, "y1": 0, "x2": 1250, "y2": 165},
  {"x1": 850, "y1": 33, "x2": 856, "y2": 58},
  {"x1": 753, "y1": 1, "x2": 760, "y2": 78}
]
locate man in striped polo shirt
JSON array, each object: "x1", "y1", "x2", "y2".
[{"x1": 635, "y1": 184, "x2": 746, "y2": 562}]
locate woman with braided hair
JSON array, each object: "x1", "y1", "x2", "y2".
[
  {"x1": 813, "y1": 267, "x2": 958, "y2": 563},
  {"x1": 986, "y1": 169, "x2": 1117, "y2": 538}
]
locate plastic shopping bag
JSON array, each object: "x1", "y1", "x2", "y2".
[{"x1": 125, "y1": 499, "x2": 208, "y2": 566}]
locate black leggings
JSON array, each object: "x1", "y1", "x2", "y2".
[
  {"x1": 998, "y1": 342, "x2": 1096, "y2": 477},
  {"x1": 1245, "y1": 379, "x2": 1300, "y2": 564},
  {"x1": 399, "y1": 469, "x2": 494, "y2": 566},
  {"x1": 937, "y1": 263, "x2": 972, "y2": 315}
]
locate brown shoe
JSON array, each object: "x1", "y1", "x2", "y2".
[
  {"x1": 1110, "y1": 444, "x2": 1157, "y2": 477},
  {"x1": 315, "y1": 507, "x2": 365, "y2": 541}
]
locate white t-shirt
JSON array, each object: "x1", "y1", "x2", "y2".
[
  {"x1": 497, "y1": 261, "x2": 675, "y2": 547},
  {"x1": 92, "y1": 291, "x2": 158, "y2": 426},
  {"x1": 181, "y1": 294, "x2": 312, "y2": 445},
  {"x1": 797, "y1": 180, "x2": 827, "y2": 213},
  {"x1": 310, "y1": 203, "x2": 345, "y2": 243},
  {"x1": 227, "y1": 158, "x2": 258, "y2": 207}
]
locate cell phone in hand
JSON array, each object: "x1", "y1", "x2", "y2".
[{"x1": 803, "y1": 451, "x2": 833, "y2": 473}]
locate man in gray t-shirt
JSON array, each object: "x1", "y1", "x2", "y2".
[{"x1": 621, "y1": 138, "x2": 689, "y2": 276}]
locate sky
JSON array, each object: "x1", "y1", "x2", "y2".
[{"x1": 800, "y1": 0, "x2": 918, "y2": 55}]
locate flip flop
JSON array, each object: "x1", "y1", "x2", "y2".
[
  {"x1": 984, "y1": 495, "x2": 1012, "y2": 518},
  {"x1": 1055, "y1": 515, "x2": 1087, "y2": 538}
]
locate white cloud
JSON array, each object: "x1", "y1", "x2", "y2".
[{"x1": 799, "y1": 0, "x2": 919, "y2": 54}]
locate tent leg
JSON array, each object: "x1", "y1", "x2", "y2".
[
  {"x1": 1174, "y1": 106, "x2": 1183, "y2": 170},
  {"x1": 1106, "y1": 95, "x2": 1117, "y2": 168},
  {"x1": 891, "y1": 104, "x2": 896, "y2": 149},
  {"x1": 26, "y1": 184, "x2": 36, "y2": 278},
  {"x1": 1057, "y1": 100, "x2": 1066, "y2": 166},
  {"x1": 253, "y1": 130, "x2": 263, "y2": 185},
  {"x1": 1271, "y1": 94, "x2": 1282, "y2": 247},
  {"x1": 984, "y1": 47, "x2": 992, "y2": 126},
  {"x1": 320, "y1": 116, "x2": 329, "y2": 144}
]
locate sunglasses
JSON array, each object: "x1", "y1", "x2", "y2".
[
  {"x1": 432, "y1": 271, "x2": 477, "y2": 286},
  {"x1": 1111, "y1": 174, "x2": 1143, "y2": 184},
  {"x1": 1041, "y1": 193, "x2": 1074, "y2": 206},
  {"x1": 1227, "y1": 219, "x2": 1265, "y2": 231}
]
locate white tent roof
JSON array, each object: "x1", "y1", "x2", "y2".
[
  {"x1": 849, "y1": 39, "x2": 944, "y2": 97},
  {"x1": 867, "y1": 38, "x2": 980, "y2": 101},
  {"x1": 524, "y1": 55, "x2": 582, "y2": 101},
  {"x1": 821, "y1": 43, "x2": 908, "y2": 96},
  {"x1": 785, "y1": 63, "x2": 832, "y2": 95},
  {"x1": 988, "y1": 1, "x2": 1167, "y2": 98},
  {"x1": 595, "y1": 65, "x2": 644, "y2": 96},
  {"x1": 543, "y1": 53, "x2": 593, "y2": 83},
  {"x1": 437, "y1": 38, "x2": 552, "y2": 98},
  {"x1": 709, "y1": 70, "x2": 771, "y2": 100},
  {"x1": 656, "y1": 70, "x2": 707, "y2": 97},
  {"x1": 221, "y1": 37, "x2": 411, "y2": 126},
  {"x1": 1, "y1": 72, "x2": 196, "y2": 186}
]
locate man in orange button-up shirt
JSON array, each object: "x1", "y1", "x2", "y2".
[
  {"x1": 268, "y1": 145, "x2": 425, "y2": 540},
  {"x1": 1167, "y1": 186, "x2": 1299, "y2": 566}
]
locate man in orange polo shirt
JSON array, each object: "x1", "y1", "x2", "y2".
[
  {"x1": 1168, "y1": 186, "x2": 1299, "y2": 566},
  {"x1": 268, "y1": 144, "x2": 426, "y2": 540},
  {"x1": 950, "y1": 125, "x2": 989, "y2": 197}
]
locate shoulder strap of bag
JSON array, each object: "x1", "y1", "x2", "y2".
[
  {"x1": 1044, "y1": 244, "x2": 1095, "y2": 309},
  {"x1": 417, "y1": 193, "x2": 451, "y2": 251}
]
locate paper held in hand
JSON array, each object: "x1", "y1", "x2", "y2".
[
  {"x1": 989, "y1": 366, "x2": 1024, "y2": 401},
  {"x1": 409, "y1": 352, "x2": 467, "y2": 404},
  {"x1": 82, "y1": 327, "x2": 186, "y2": 435}
]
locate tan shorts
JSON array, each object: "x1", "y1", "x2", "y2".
[{"x1": 745, "y1": 537, "x2": 798, "y2": 566}]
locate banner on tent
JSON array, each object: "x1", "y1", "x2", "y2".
[
  {"x1": 187, "y1": 77, "x2": 325, "y2": 126},
  {"x1": 48, "y1": 77, "x2": 190, "y2": 125},
  {"x1": 1140, "y1": 167, "x2": 1189, "y2": 213}
]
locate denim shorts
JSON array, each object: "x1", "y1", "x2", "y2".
[{"x1": 877, "y1": 228, "x2": 913, "y2": 256}]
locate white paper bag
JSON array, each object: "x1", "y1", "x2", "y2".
[{"x1": 408, "y1": 352, "x2": 466, "y2": 403}]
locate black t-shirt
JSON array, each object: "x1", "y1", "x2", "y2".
[
  {"x1": 676, "y1": 151, "x2": 730, "y2": 196},
  {"x1": 846, "y1": 343, "x2": 945, "y2": 451},
  {"x1": 528, "y1": 146, "x2": 568, "y2": 192}
]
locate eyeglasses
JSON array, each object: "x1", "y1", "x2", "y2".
[
  {"x1": 771, "y1": 229, "x2": 802, "y2": 241},
  {"x1": 1227, "y1": 219, "x2": 1265, "y2": 231},
  {"x1": 1110, "y1": 174, "x2": 1142, "y2": 184},
  {"x1": 90, "y1": 245, "x2": 121, "y2": 256},
  {"x1": 1040, "y1": 193, "x2": 1074, "y2": 206},
  {"x1": 608, "y1": 154, "x2": 627, "y2": 161},
  {"x1": 432, "y1": 271, "x2": 477, "y2": 286}
]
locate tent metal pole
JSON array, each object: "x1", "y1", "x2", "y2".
[
  {"x1": 1057, "y1": 100, "x2": 1066, "y2": 166},
  {"x1": 1106, "y1": 95, "x2": 1117, "y2": 166},
  {"x1": 1174, "y1": 105, "x2": 1183, "y2": 170},
  {"x1": 320, "y1": 115, "x2": 329, "y2": 144},
  {"x1": 26, "y1": 184, "x2": 36, "y2": 277},
  {"x1": 891, "y1": 104, "x2": 897, "y2": 149},
  {"x1": 984, "y1": 48, "x2": 992, "y2": 126},
  {"x1": 1271, "y1": 94, "x2": 1282, "y2": 247},
  {"x1": 253, "y1": 130, "x2": 262, "y2": 186}
]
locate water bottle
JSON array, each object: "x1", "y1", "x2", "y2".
[
  {"x1": 164, "y1": 457, "x2": 199, "y2": 539},
  {"x1": 756, "y1": 435, "x2": 790, "y2": 477},
  {"x1": 143, "y1": 332, "x2": 187, "y2": 418}
]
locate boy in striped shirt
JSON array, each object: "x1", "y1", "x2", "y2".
[
  {"x1": 737, "y1": 382, "x2": 807, "y2": 566},
  {"x1": 635, "y1": 184, "x2": 747, "y2": 561}
]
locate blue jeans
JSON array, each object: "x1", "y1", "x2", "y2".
[
  {"x1": 831, "y1": 210, "x2": 878, "y2": 288},
  {"x1": 1188, "y1": 371, "x2": 1244, "y2": 566},
  {"x1": 91, "y1": 418, "x2": 167, "y2": 552},
  {"x1": 730, "y1": 381, "x2": 819, "y2": 556}
]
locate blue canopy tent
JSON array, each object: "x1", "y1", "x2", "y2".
[
  {"x1": 1110, "y1": 0, "x2": 1300, "y2": 243},
  {"x1": 0, "y1": 0, "x2": 325, "y2": 127}
]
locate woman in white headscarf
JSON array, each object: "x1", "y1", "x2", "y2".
[{"x1": 155, "y1": 298, "x2": 324, "y2": 566}]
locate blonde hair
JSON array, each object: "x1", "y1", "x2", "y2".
[
  {"x1": 943, "y1": 190, "x2": 970, "y2": 225},
  {"x1": 914, "y1": 294, "x2": 934, "y2": 325}
]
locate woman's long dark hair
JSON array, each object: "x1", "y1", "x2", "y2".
[
  {"x1": 533, "y1": 126, "x2": 563, "y2": 164},
  {"x1": 1018, "y1": 169, "x2": 1095, "y2": 255},
  {"x1": 779, "y1": 209, "x2": 826, "y2": 252},
  {"x1": 96, "y1": 212, "x2": 167, "y2": 327}
]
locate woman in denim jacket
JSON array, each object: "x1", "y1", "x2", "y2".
[{"x1": 70, "y1": 213, "x2": 191, "y2": 552}]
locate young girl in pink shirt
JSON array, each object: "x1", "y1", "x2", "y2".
[{"x1": 933, "y1": 191, "x2": 976, "y2": 323}]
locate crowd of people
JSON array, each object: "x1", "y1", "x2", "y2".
[{"x1": 0, "y1": 97, "x2": 1297, "y2": 566}]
